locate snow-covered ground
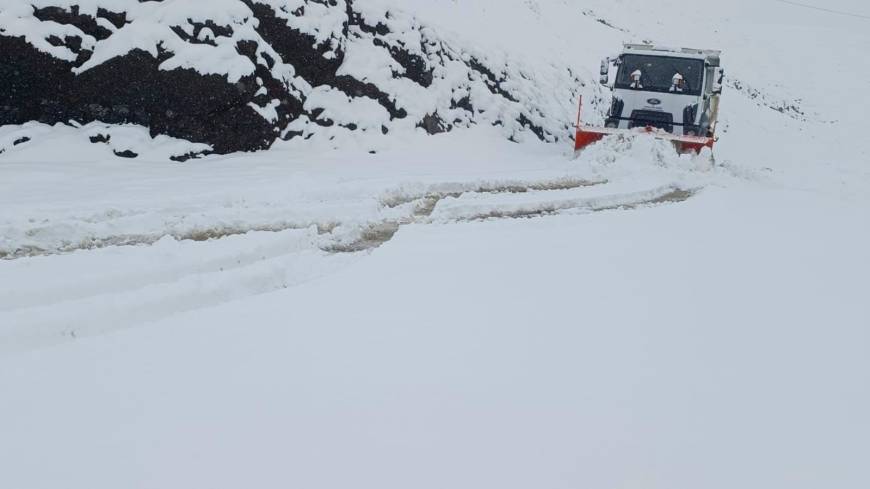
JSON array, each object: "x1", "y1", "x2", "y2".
[{"x1": 1, "y1": 1, "x2": 869, "y2": 488}]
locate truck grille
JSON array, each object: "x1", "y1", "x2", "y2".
[{"x1": 628, "y1": 110, "x2": 673, "y2": 133}]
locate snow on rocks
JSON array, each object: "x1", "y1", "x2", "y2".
[
  {"x1": 0, "y1": 121, "x2": 212, "y2": 161},
  {"x1": 0, "y1": 0, "x2": 590, "y2": 155}
]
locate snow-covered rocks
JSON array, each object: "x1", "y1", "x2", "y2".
[
  {"x1": 0, "y1": 120, "x2": 212, "y2": 160},
  {"x1": 0, "y1": 0, "x2": 586, "y2": 154}
]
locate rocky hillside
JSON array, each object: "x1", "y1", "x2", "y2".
[{"x1": 0, "y1": 0, "x2": 587, "y2": 155}]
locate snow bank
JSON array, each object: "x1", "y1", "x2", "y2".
[{"x1": 0, "y1": 121, "x2": 211, "y2": 161}]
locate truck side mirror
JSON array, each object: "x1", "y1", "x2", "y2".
[
  {"x1": 712, "y1": 67, "x2": 724, "y2": 94},
  {"x1": 599, "y1": 58, "x2": 610, "y2": 85}
]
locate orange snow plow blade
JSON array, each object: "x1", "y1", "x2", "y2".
[{"x1": 573, "y1": 97, "x2": 715, "y2": 154}]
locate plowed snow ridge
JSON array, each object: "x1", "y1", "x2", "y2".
[{"x1": 0, "y1": 178, "x2": 697, "y2": 353}]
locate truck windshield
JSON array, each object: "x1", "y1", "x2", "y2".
[{"x1": 615, "y1": 54, "x2": 704, "y2": 96}]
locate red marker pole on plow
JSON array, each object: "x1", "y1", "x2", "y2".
[{"x1": 574, "y1": 96, "x2": 606, "y2": 152}]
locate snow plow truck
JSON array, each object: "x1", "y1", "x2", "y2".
[{"x1": 575, "y1": 44, "x2": 724, "y2": 154}]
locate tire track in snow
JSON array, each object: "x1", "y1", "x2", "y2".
[
  {"x1": 325, "y1": 184, "x2": 697, "y2": 252},
  {"x1": 0, "y1": 247, "x2": 360, "y2": 354},
  {"x1": 0, "y1": 177, "x2": 600, "y2": 260},
  {"x1": 428, "y1": 186, "x2": 695, "y2": 223},
  {"x1": 0, "y1": 178, "x2": 697, "y2": 354},
  {"x1": 0, "y1": 228, "x2": 327, "y2": 312}
]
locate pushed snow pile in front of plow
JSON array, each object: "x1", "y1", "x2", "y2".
[{"x1": 575, "y1": 131, "x2": 718, "y2": 179}]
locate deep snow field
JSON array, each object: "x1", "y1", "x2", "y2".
[{"x1": 1, "y1": 1, "x2": 869, "y2": 488}]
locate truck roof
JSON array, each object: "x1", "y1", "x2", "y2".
[{"x1": 622, "y1": 43, "x2": 721, "y2": 66}]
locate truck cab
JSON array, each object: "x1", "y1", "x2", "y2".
[{"x1": 600, "y1": 44, "x2": 724, "y2": 138}]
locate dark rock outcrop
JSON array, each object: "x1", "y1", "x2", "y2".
[{"x1": 1, "y1": 0, "x2": 579, "y2": 155}]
